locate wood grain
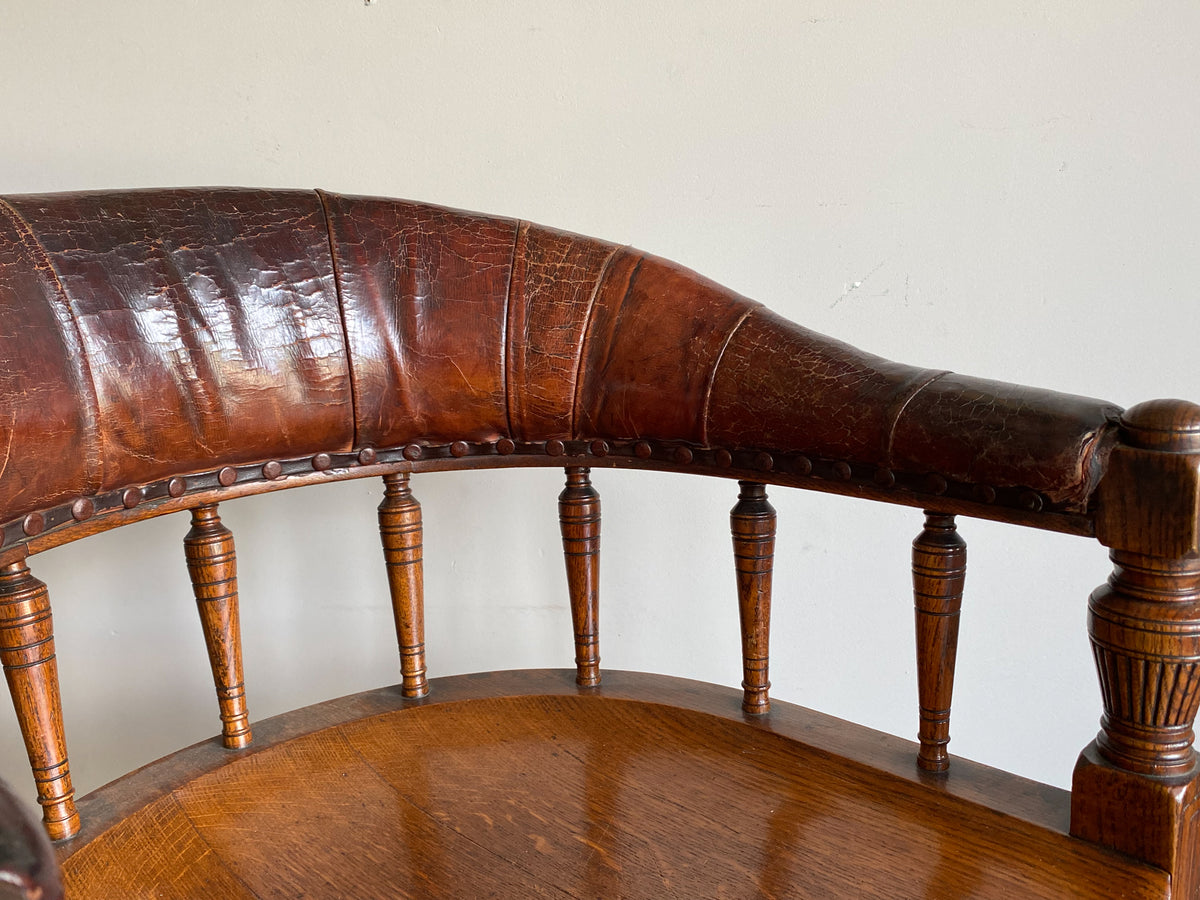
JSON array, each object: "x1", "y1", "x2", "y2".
[
  {"x1": 0, "y1": 188, "x2": 1188, "y2": 896},
  {"x1": 730, "y1": 481, "x2": 775, "y2": 714},
  {"x1": 912, "y1": 511, "x2": 966, "y2": 772},
  {"x1": 183, "y1": 504, "x2": 251, "y2": 750},
  {"x1": 558, "y1": 467, "x2": 600, "y2": 687},
  {"x1": 55, "y1": 670, "x2": 1166, "y2": 899},
  {"x1": 1072, "y1": 400, "x2": 1200, "y2": 895},
  {"x1": 378, "y1": 473, "x2": 428, "y2": 698},
  {"x1": 0, "y1": 561, "x2": 77, "y2": 841}
]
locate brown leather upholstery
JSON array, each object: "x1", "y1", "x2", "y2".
[
  {"x1": 1, "y1": 189, "x2": 1195, "y2": 896},
  {"x1": 0, "y1": 188, "x2": 1119, "y2": 532}
]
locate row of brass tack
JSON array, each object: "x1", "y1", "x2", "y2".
[{"x1": 0, "y1": 467, "x2": 965, "y2": 841}]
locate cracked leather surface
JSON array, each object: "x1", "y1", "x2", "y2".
[
  {"x1": 0, "y1": 188, "x2": 1121, "y2": 523},
  {"x1": 2, "y1": 189, "x2": 351, "y2": 497}
]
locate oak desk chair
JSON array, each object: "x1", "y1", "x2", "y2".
[{"x1": 0, "y1": 189, "x2": 1194, "y2": 898}]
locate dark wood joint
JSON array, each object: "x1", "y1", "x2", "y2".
[{"x1": 1095, "y1": 400, "x2": 1200, "y2": 558}]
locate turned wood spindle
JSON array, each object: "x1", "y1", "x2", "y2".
[
  {"x1": 731, "y1": 481, "x2": 775, "y2": 714},
  {"x1": 184, "y1": 505, "x2": 252, "y2": 750},
  {"x1": 379, "y1": 473, "x2": 429, "y2": 698},
  {"x1": 912, "y1": 512, "x2": 966, "y2": 772},
  {"x1": 559, "y1": 467, "x2": 601, "y2": 687},
  {"x1": 0, "y1": 559, "x2": 79, "y2": 840}
]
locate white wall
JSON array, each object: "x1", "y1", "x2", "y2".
[{"x1": 1, "y1": 2, "x2": 1198, "y2": 808}]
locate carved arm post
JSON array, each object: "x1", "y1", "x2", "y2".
[{"x1": 1072, "y1": 400, "x2": 1200, "y2": 896}]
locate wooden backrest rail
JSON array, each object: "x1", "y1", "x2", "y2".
[{"x1": 0, "y1": 189, "x2": 1196, "y2": 896}]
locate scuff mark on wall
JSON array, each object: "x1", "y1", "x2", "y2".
[{"x1": 830, "y1": 259, "x2": 886, "y2": 308}]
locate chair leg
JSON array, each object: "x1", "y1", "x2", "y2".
[
  {"x1": 731, "y1": 481, "x2": 775, "y2": 714},
  {"x1": 184, "y1": 505, "x2": 252, "y2": 750},
  {"x1": 0, "y1": 559, "x2": 79, "y2": 840},
  {"x1": 912, "y1": 511, "x2": 966, "y2": 772},
  {"x1": 559, "y1": 467, "x2": 601, "y2": 687},
  {"x1": 379, "y1": 473, "x2": 428, "y2": 698}
]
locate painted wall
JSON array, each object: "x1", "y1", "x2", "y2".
[{"x1": 1, "y1": 2, "x2": 1197, "y2": 808}]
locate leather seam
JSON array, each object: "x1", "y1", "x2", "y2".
[
  {"x1": 315, "y1": 188, "x2": 361, "y2": 451},
  {"x1": 882, "y1": 369, "x2": 952, "y2": 465},
  {"x1": 501, "y1": 221, "x2": 523, "y2": 442},
  {"x1": 700, "y1": 305, "x2": 759, "y2": 447},
  {"x1": 0, "y1": 197, "x2": 105, "y2": 495},
  {"x1": 568, "y1": 244, "x2": 623, "y2": 439}
]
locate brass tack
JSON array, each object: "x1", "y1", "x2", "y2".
[
  {"x1": 546, "y1": 439, "x2": 565, "y2": 457},
  {"x1": 833, "y1": 461, "x2": 852, "y2": 480},
  {"x1": 715, "y1": 449, "x2": 733, "y2": 468},
  {"x1": 218, "y1": 466, "x2": 238, "y2": 487},
  {"x1": 167, "y1": 477, "x2": 187, "y2": 498},
  {"x1": 589, "y1": 440, "x2": 610, "y2": 457},
  {"x1": 1020, "y1": 490, "x2": 1044, "y2": 512},
  {"x1": 71, "y1": 498, "x2": 94, "y2": 521},
  {"x1": 450, "y1": 440, "x2": 470, "y2": 457},
  {"x1": 22, "y1": 513, "x2": 44, "y2": 536},
  {"x1": 925, "y1": 474, "x2": 948, "y2": 495},
  {"x1": 874, "y1": 468, "x2": 896, "y2": 488},
  {"x1": 403, "y1": 444, "x2": 423, "y2": 461},
  {"x1": 312, "y1": 453, "x2": 332, "y2": 471},
  {"x1": 496, "y1": 438, "x2": 516, "y2": 455},
  {"x1": 262, "y1": 461, "x2": 283, "y2": 480},
  {"x1": 634, "y1": 441, "x2": 653, "y2": 459},
  {"x1": 793, "y1": 455, "x2": 813, "y2": 475},
  {"x1": 673, "y1": 446, "x2": 694, "y2": 465},
  {"x1": 358, "y1": 447, "x2": 377, "y2": 465},
  {"x1": 122, "y1": 487, "x2": 143, "y2": 509},
  {"x1": 755, "y1": 452, "x2": 774, "y2": 472},
  {"x1": 974, "y1": 484, "x2": 997, "y2": 504}
]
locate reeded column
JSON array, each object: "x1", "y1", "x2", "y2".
[
  {"x1": 1089, "y1": 552, "x2": 1200, "y2": 777},
  {"x1": 0, "y1": 559, "x2": 78, "y2": 840},
  {"x1": 379, "y1": 473, "x2": 428, "y2": 698},
  {"x1": 1073, "y1": 399, "x2": 1200, "y2": 892},
  {"x1": 912, "y1": 512, "x2": 966, "y2": 772},
  {"x1": 731, "y1": 481, "x2": 775, "y2": 714},
  {"x1": 184, "y1": 505, "x2": 252, "y2": 750},
  {"x1": 560, "y1": 467, "x2": 601, "y2": 687}
]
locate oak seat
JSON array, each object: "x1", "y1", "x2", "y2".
[
  {"x1": 52, "y1": 671, "x2": 1164, "y2": 900},
  {"x1": 0, "y1": 189, "x2": 1195, "y2": 898}
]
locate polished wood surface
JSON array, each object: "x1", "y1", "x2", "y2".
[
  {"x1": 0, "y1": 188, "x2": 1195, "y2": 896},
  {"x1": 55, "y1": 670, "x2": 1166, "y2": 900},
  {"x1": 730, "y1": 481, "x2": 775, "y2": 714},
  {"x1": 378, "y1": 472, "x2": 429, "y2": 698},
  {"x1": 559, "y1": 466, "x2": 601, "y2": 687},
  {"x1": 183, "y1": 504, "x2": 252, "y2": 751},
  {"x1": 1073, "y1": 399, "x2": 1200, "y2": 897},
  {"x1": 0, "y1": 773, "x2": 62, "y2": 900},
  {"x1": 0, "y1": 560, "x2": 77, "y2": 841},
  {"x1": 912, "y1": 512, "x2": 966, "y2": 772}
]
